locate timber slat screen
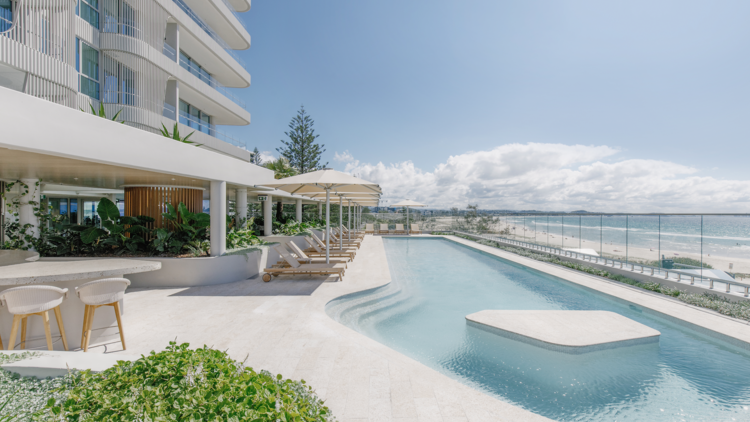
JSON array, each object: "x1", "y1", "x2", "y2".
[{"x1": 124, "y1": 186, "x2": 202, "y2": 230}]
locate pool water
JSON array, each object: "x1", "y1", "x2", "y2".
[{"x1": 326, "y1": 238, "x2": 750, "y2": 421}]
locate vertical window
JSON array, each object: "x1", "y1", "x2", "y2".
[
  {"x1": 179, "y1": 50, "x2": 213, "y2": 86},
  {"x1": 179, "y1": 100, "x2": 213, "y2": 134},
  {"x1": 78, "y1": 39, "x2": 100, "y2": 100},
  {"x1": 122, "y1": 1, "x2": 135, "y2": 36},
  {"x1": 103, "y1": 57, "x2": 135, "y2": 106},
  {"x1": 0, "y1": 0, "x2": 12, "y2": 33},
  {"x1": 78, "y1": 0, "x2": 100, "y2": 29},
  {"x1": 102, "y1": 0, "x2": 118, "y2": 33}
]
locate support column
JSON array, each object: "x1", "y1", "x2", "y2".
[
  {"x1": 263, "y1": 195, "x2": 273, "y2": 236},
  {"x1": 209, "y1": 181, "x2": 226, "y2": 257},
  {"x1": 236, "y1": 188, "x2": 248, "y2": 229},
  {"x1": 19, "y1": 179, "x2": 41, "y2": 247},
  {"x1": 318, "y1": 202, "x2": 322, "y2": 219},
  {"x1": 325, "y1": 190, "x2": 330, "y2": 264},
  {"x1": 165, "y1": 80, "x2": 179, "y2": 121},
  {"x1": 339, "y1": 196, "x2": 343, "y2": 250},
  {"x1": 347, "y1": 200, "x2": 351, "y2": 242},
  {"x1": 296, "y1": 199, "x2": 302, "y2": 222},
  {"x1": 165, "y1": 22, "x2": 180, "y2": 60}
]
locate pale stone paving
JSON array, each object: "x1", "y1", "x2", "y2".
[{"x1": 89, "y1": 236, "x2": 550, "y2": 422}]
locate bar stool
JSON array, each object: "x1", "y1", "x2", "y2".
[
  {"x1": 0, "y1": 285, "x2": 69, "y2": 351},
  {"x1": 77, "y1": 278, "x2": 130, "y2": 352}
]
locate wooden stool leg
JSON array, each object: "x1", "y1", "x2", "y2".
[
  {"x1": 42, "y1": 311, "x2": 53, "y2": 351},
  {"x1": 113, "y1": 302, "x2": 126, "y2": 350},
  {"x1": 53, "y1": 306, "x2": 68, "y2": 351},
  {"x1": 7, "y1": 315, "x2": 20, "y2": 350},
  {"x1": 20, "y1": 317, "x2": 27, "y2": 349},
  {"x1": 80, "y1": 305, "x2": 89, "y2": 349},
  {"x1": 84, "y1": 306, "x2": 96, "y2": 352}
]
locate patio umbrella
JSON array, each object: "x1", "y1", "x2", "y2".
[
  {"x1": 263, "y1": 169, "x2": 381, "y2": 263},
  {"x1": 390, "y1": 199, "x2": 427, "y2": 236},
  {"x1": 304, "y1": 191, "x2": 381, "y2": 241}
]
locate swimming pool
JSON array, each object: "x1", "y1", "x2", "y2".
[{"x1": 326, "y1": 238, "x2": 750, "y2": 421}]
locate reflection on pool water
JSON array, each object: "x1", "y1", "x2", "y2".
[{"x1": 326, "y1": 238, "x2": 750, "y2": 421}]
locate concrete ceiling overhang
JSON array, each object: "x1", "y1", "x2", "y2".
[{"x1": 0, "y1": 87, "x2": 275, "y2": 192}]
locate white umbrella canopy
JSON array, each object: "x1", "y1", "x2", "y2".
[
  {"x1": 390, "y1": 199, "x2": 427, "y2": 236},
  {"x1": 263, "y1": 169, "x2": 381, "y2": 263},
  {"x1": 390, "y1": 199, "x2": 426, "y2": 208}
]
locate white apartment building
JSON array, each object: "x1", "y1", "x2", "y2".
[
  {"x1": 1, "y1": 0, "x2": 253, "y2": 159},
  {"x1": 0, "y1": 0, "x2": 318, "y2": 254}
]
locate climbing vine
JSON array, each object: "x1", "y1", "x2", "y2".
[{"x1": 1, "y1": 180, "x2": 61, "y2": 251}]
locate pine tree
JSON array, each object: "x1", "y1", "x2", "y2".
[
  {"x1": 277, "y1": 106, "x2": 327, "y2": 173},
  {"x1": 251, "y1": 147, "x2": 262, "y2": 165}
]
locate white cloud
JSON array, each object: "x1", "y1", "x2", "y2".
[
  {"x1": 343, "y1": 143, "x2": 750, "y2": 212},
  {"x1": 259, "y1": 151, "x2": 277, "y2": 163},
  {"x1": 334, "y1": 150, "x2": 355, "y2": 163}
]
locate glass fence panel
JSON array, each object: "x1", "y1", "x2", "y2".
[
  {"x1": 600, "y1": 215, "x2": 627, "y2": 262},
  {"x1": 579, "y1": 215, "x2": 601, "y2": 256}
]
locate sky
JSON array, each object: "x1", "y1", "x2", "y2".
[{"x1": 225, "y1": 0, "x2": 750, "y2": 212}]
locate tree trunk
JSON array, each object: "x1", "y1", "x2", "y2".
[{"x1": 276, "y1": 201, "x2": 283, "y2": 222}]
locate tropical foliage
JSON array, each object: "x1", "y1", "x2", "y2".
[
  {"x1": 38, "y1": 342, "x2": 334, "y2": 422},
  {"x1": 160, "y1": 122, "x2": 200, "y2": 146},
  {"x1": 263, "y1": 156, "x2": 298, "y2": 179},
  {"x1": 82, "y1": 103, "x2": 124, "y2": 123}
]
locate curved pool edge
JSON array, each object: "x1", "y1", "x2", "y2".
[{"x1": 313, "y1": 235, "x2": 554, "y2": 421}]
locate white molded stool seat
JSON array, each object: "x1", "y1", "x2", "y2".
[
  {"x1": 0, "y1": 285, "x2": 69, "y2": 351},
  {"x1": 76, "y1": 278, "x2": 130, "y2": 352},
  {"x1": 76, "y1": 278, "x2": 130, "y2": 306}
]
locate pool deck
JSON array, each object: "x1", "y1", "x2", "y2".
[{"x1": 92, "y1": 235, "x2": 550, "y2": 422}]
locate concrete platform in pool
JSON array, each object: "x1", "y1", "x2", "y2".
[{"x1": 466, "y1": 310, "x2": 660, "y2": 353}]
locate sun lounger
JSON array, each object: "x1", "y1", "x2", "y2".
[
  {"x1": 410, "y1": 224, "x2": 422, "y2": 235},
  {"x1": 342, "y1": 227, "x2": 365, "y2": 239},
  {"x1": 312, "y1": 232, "x2": 358, "y2": 251},
  {"x1": 331, "y1": 231, "x2": 362, "y2": 247},
  {"x1": 365, "y1": 224, "x2": 374, "y2": 235},
  {"x1": 283, "y1": 241, "x2": 349, "y2": 267},
  {"x1": 378, "y1": 223, "x2": 390, "y2": 235},
  {"x1": 394, "y1": 224, "x2": 406, "y2": 235},
  {"x1": 263, "y1": 245, "x2": 346, "y2": 282},
  {"x1": 308, "y1": 234, "x2": 358, "y2": 257},
  {"x1": 304, "y1": 237, "x2": 356, "y2": 259}
]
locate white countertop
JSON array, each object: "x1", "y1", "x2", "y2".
[{"x1": 0, "y1": 259, "x2": 161, "y2": 285}]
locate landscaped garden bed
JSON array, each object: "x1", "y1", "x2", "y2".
[{"x1": 1, "y1": 343, "x2": 334, "y2": 421}]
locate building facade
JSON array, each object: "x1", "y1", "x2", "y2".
[{"x1": 0, "y1": 0, "x2": 253, "y2": 160}]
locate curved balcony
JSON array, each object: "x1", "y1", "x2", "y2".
[
  {"x1": 179, "y1": 0, "x2": 251, "y2": 50},
  {"x1": 99, "y1": 26, "x2": 249, "y2": 124}
]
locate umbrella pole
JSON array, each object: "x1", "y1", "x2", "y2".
[
  {"x1": 348, "y1": 199, "x2": 351, "y2": 242},
  {"x1": 407, "y1": 206, "x2": 410, "y2": 236},
  {"x1": 325, "y1": 189, "x2": 330, "y2": 264},
  {"x1": 339, "y1": 196, "x2": 343, "y2": 250}
]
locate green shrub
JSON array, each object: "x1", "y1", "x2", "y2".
[
  {"x1": 0, "y1": 352, "x2": 74, "y2": 421},
  {"x1": 40, "y1": 342, "x2": 333, "y2": 421}
]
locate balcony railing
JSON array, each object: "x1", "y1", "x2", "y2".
[
  {"x1": 179, "y1": 55, "x2": 246, "y2": 109},
  {"x1": 178, "y1": 109, "x2": 246, "y2": 149},
  {"x1": 99, "y1": 22, "x2": 245, "y2": 109},
  {"x1": 218, "y1": 0, "x2": 251, "y2": 33},
  {"x1": 162, "y1": 41, "x2": 177, "y2": 61},
  {"x1": 171, "y1": 0, "x2": 247, "y2": 69},
  {"x1": 1, "y1": 14, "x2": 67, "y2": 61}
]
